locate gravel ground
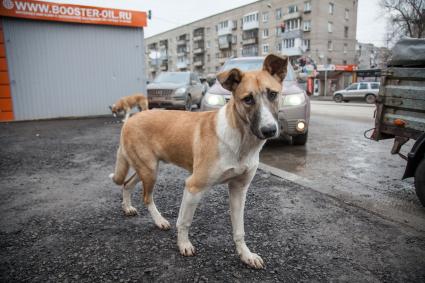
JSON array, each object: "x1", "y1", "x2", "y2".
[{"x1": 1, "y1": 117, "x2": 425, "y2": 282}]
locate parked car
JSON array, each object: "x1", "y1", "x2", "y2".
[
  {"x1": 333, "y1": 82, "x2": 380, "y2": 104},
  {"x1": 147, "y1": 71, "x2": 204, "y2": 111},
  {"x1": 201, "y1": 57, "x2": 310, "y2": 145}
]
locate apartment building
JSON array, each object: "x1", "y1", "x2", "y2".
[
  {"x1": 145, "y1": 0, "x2": 358, "y2": 79},
  {"x1": 356, "y1": 42, "x2": 391, "y2": 70}
]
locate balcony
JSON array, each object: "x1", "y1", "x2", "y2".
[
  {"x1": 193, "y1": 34, "x2": 204, "y2": 41},
  {"x1": 160, "y1": 65, "x2": 168, "y2": 71},
  {"x1": 243, "y1": 21, "x2": 259, "y2": 31},
  {"x1": 280, "y1": 29, "x2": 303, "y2": 39},
  {"x1": 193, "y1": 60, "x2": 204, "y2": 67},
  {"x1": 282, "y1": 12, "x2": 301, "y2": 21},
  {"x1": 176, "y1": 61, "x2": 188, "y2": 69},
  {"x1": 217, "y1": 20, "x2": 233, "y2": 36},
  {"x1": 242, "y1": 37, "x2": 258, "y2": 45},
  {"x1": 177, "y1": 49, "x2": 188, "y2": 57},
  {"x1": 281, "y1": 47, "x2": 303, "y2": 57},
  {"x1": 193, "y1": 47, "x2": 204, "y2": 54},
  {"x1": 177, "y1": 39, "x2": 188, "y2": 46}
]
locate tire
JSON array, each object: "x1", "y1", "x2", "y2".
[
  {"x1": 414, "y1": 158, "x2": 425, "y2": 207},
  {"x1": 334, "y1": 94, "x2": 343, "y2": 103},
  {"x1": 293, "y1": 132, "x2": 308, "y2": 146},
  {"x1": 184, "y1": 95, "x2": 193, "y2": 111},
  {"x1": 365, "y1": 94, "x2": 376, "y2": 104}
]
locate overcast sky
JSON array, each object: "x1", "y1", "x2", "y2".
[{"x1": 42, "y1": 0, "x2": 388, "y2": 47}]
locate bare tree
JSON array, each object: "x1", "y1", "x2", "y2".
[{"x1": 381, "y1": 0, "x2": 425, "y2": 40}]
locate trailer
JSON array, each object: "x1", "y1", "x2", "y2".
[{"x1": 372, "y1": 38, "x2": 425, "y2": 206}]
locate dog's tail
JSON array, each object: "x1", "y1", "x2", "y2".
[{"x1": 109, "y1": 146, "x2": 129, "y2": 185}]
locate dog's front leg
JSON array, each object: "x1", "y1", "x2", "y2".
[
  {"x1": 176, "y1": 186, "x2": 205, "y2": 256},
  {"x1": 228, "y1": 170, "x2": 264, "y2": 269},
  {"x1": 123, "y1": 111, "x2": 130, "y2": 123}
]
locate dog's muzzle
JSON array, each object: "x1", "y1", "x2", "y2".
[{"x1": 260, "y1": 124, "x2": 277, "y2": 139}]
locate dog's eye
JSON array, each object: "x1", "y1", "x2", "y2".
[
  {"x1": 242, "y1": 95, "x2": 255, "y2": 105},
  {"x1": 268, "y1": 91, "x2": 278, "y2": 101}
]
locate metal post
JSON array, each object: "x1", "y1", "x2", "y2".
[{"x1": 324, "y1": 68, "x2": 328, "y2": 96}]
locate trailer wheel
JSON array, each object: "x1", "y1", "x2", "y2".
[{"x1": 414, "y1": 158, "x2": 425, "y2": 207}]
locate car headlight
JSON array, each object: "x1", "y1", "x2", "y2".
[
  {"x1": 174, "y1": 87, "x2": 187, "y2": 96},
  {"x1": 282, "y1": 93, "x2": 306, "y2": 106},
  {"x1": 205, "y1": 93, "x2": 226, "y2": 106}
]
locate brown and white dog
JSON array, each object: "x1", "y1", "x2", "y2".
[
  {"x1": 109, "y1": 94, "x2": 149, "y2": 122},
  {"x1": 109, "y1": 54, "x2": 288, "y2": 269}
]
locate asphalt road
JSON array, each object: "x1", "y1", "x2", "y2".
[
  {"x1": 0, "y1": 115, "x2": 425, "y2": 282},
  {"x1": 261, "y1": 100, "x2": 425, "y2": 231}
]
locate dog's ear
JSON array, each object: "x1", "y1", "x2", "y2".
[
  {"x1": 217, "y1": 68, "x2": 244, "y2": 92},
  {"x1": 263, "y1": 54, "x2": 288, "y2": 82}
]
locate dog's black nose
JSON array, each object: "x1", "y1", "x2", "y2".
[{"x1": 261, "y1": 125, "x2": 277, "y2": 138}]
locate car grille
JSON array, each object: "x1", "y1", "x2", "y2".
[
  {"x1": 148, "y1": 89, "x2": 173, "y2": 99},
  {"x1": 286, "y1": 120, "x2": 298, "y2": 131}
]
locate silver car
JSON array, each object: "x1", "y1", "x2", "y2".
[
  {"x1": 147, "y1": 72, "x2": 204, "y2": 111},
  {"x1": 201, "y1": 57, "x2": 310, "y2": 145},
  {"x1": 333, "y1": 82, "x2": 380, "y2": 104}
]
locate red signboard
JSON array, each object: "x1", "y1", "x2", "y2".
[
  {"x1": 0, "y1": 0, "x2": 147, "y2": 28},
  {"x1": 334, "y1": 64, "x2": 357, "y2": 71}
]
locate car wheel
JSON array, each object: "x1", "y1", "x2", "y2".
[
  {"x1": 292, "y1": 132, "x2": 308, "y2": 146},
  {"x1": 365, "y1": 94, "x2": 376, "y2": 104},
  {"x1": 334, "y1": 94, "x2": 343, "y2": 103},
  {"x1": 414, "y1": 158, "x2": 425, "y2": 207},
  {"x1": 184, "y1": 95, "x2": 193, "y2": 111}
]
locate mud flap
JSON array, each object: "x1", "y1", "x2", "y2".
[{"x1": 403, "y1": 132, "x2": 425, "y2": 179}]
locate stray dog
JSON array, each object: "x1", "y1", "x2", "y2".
[
  {"x1": 109, "y1": 54, "x2": 287, "y2": 269},
  {"x1": 109, "y1": 94, "x2": 149, "y2": 122}
]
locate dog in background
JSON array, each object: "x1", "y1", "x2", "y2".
[
  {"x1": 109, "y1": 54, "x2": 288, "y2": 269},
  {"x1": 109, "y1": 94, "x2": 149, "y2": 122}
]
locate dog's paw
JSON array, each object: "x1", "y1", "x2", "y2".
[
  {"x1": 240, "y1": 252, "x2": 264, "y2": 269},
  {"x1": 178, "y1": 241, "x2": 196, "y2": 256},
  {"x1": 122, "y1": 205, "x2": 138, "y2": 216},
  {"x1": 154, "y1": 217, "x2": 171, "y2": 230}
]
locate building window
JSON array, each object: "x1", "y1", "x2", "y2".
[
  {"x1": 302, "y1": 39, "x2": 310, "y2": 51},
  {"x1": 327, "y1": 58, "x2": 332, "y2": 64},
  {"x1": 328, "y1": 21, "x2": 333, "y2": 33},
  {"x1": 244, "y1": 13, "x2": 259, "y2": 23},
  {"x1": 275, "y1": 26, "x2": 282, "y2": 36},
  {"x1": 277, "y1": 42, "x2": 282, "y2": 52},
  {"x1": 285, "y1": 18, "x2": 300, "y2": 31},
  {"x1": 233, "y1": 20, "x2": 238, "y2": 29},
  {"x1": 283, "y1": 38, "x2": 295, "y2": 48},
  {"x1": 262, "y1": 28, "x2": 269, "y2": 38},
  {"x1": 328, "y1": 40, "x2": 333, "y2": 51},
  {"x1": 263, "y1": 44, "x2": 269, "y2": 54},
  {"x1": 344, "y1": 43, "x2": 348, "y2": 53},
  {"x1": 275, "y1": 8, "x2": 282, "y2": 20},
  {"x1": 288, "y1": 5, "x2": 298, "y2": 13},
  {"x1": 304, "y1": 1, "x2": 311, "y2": 12},
  {"x1": 262, "y1": 11, "x2": 269, "y2": 22},
  {"x1": 345, "y1": 9, "x2": 349, "y2": 20},
  {"x1": 344, "y1": 26, "x2": 349, "y2": 38},
  {"x1": 329, "y1": 2, "x2": 334, "y2": 14},
  {"x1": 207, "y1": 41, "x2": 211, "y2": 49},
  {"x1": 207, "y1": 54, "x2": 210, "y2": 62},
  {"x1": 303, "y1": 20, "x2": 311, "y2": 31}
]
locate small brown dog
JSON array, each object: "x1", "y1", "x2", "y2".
[{"x1": 109, "y1": 94, "x2": 149, "y2": 122}]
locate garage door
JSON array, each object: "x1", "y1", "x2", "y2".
[{"x1": 2, "y1": 18, "x2": 146, "y2": 120}]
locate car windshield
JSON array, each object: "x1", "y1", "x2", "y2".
[
  {"x1": 153, "y1": 72, "x2": 189, "y2": 84},
  {"x1": 221, "y1": 58, "x2": 296, "y2": 82}
]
